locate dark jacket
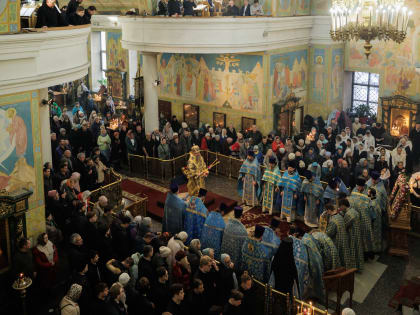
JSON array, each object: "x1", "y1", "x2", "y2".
[
  {"x1": 36, "y1": 4, "x2": 68, "y2": 28},
  {"x1": 183, "y1": 0, "x2": 197, "y2": 15},
  {"x1": 240, "y1": 4, "x2": 251, "y2": 16},
  {"x1": 157, "y1": 0, "x2": 168, "y2": 15},
  {"x1": 225, "y1": 5, "x2": 239, "y2": 16},
  {"x1": 168, "y1": 0, "x2": 181, "y2": 16},
  {"x1": 67, "y1": 12, "x2": 85, "y2": 25},
  {"x1": 67, "y1": 0, "x2": 81, "y2": 15}
]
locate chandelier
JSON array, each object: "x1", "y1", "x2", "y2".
[{"x1": 330, "y1": 0, "x2": 412, "y2": 58}]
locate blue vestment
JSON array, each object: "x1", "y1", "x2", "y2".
[
  {"x1": 163, "y1": 192, "x2": 186, "y2": 235},
  {"x1": 278, "y1": 171, "x2": 302, "y2": 222},
  {"x1": 184, "y1": 196, "x2": 208, "y2": 244},
  {"x1": 302, "y1": 233, "x2": 325, "y2": 300},
  {"x1": 221, "y1": 218, "x2": 248, "y2": 267},
  {"x1": 261, "y1": 227, "x2": 281, "y2": 258},
  {"x1": 238, "y1": 158, "x2": 261, "y2": 205},
  {"x1": 291, "y1": 236, "x2": 309, "y2": 299},
  {"x1": 241, "y1": 237, "x2": 272, "y2": 282},
  {"x1": 200, "y1": 211, "x2": 226, "y2": 259}
]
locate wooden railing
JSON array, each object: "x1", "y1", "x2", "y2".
[{"x1": 88, "y1": 168, "x2": 123, "y2": 208}]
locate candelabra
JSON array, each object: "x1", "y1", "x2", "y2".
[
  {"x1": 12, "y1": 273, "x2": 32, "y2": 315},
  {"x1": 330, "y1": 0, "x2": 412, "y2": 58}
]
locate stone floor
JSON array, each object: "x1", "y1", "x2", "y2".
[{"x1": 146, "y1": 173, "x2": 420, "y2": 315}]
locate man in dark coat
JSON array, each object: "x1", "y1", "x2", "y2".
[
  {"x1": 410, "y1": 123, "x2": 420, "y2": 165},
  {"x1": 225, "y1": 0, "x2": 239, "y2": 15},
  {"x1": 240, "y1": 0, "x2": 251, "y2": 15},
  {"x1": 66, "y1": 0, "x2": 83, "y2": 15},
  {"x1": 36, "y1": 0, "x2": 69, "y2": 28},
  {"x1": 168, "y1": 0, "x2": 181, "y2": 16},
  {"x1": 67, "y1": 5, "x2": 85, "y2": 25},
  {"x1": 183, "y1": 0, "x2": 197, "y2": 15}
]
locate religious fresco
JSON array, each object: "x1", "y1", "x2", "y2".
[
  {"x1": 294, "y1": 0, "x2": 310, "y2": 15},
  {"x1": 107, "y1": 31, "x2": 128, "y2": 72},
  {"x1": 158, "y1": 53, "x2": 264, "y2": 113},
  {"x1": 270, "y1": 49, "x2": 308, "y2": 104},
  {"x1": 312, "y1": 48, "x2": 326, "y2": 103},
  {"x1": 346, "y1": 0, "x2": 420, "y2": 99},
  {"x1": 0, "y1": 0, "x2": 19, "y2": 33},
  {"x1": 276, "y1": 0, "x2": 291, "y2": 16},
  {"x1": 331, "y1": 48, "x2": 344, "y2": 103},
  {"x1": 311, "y1": 0, "x2": 330, "y2": 15}
]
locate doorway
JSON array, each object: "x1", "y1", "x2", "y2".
[{"x1": 158, "y1": 100, "x2": 172, "y2": 122}]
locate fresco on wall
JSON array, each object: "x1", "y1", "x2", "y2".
[
  {"x1": 312, "y1": 48, "x2": 326, "y2": 103},
  {"x1": 346, "y1": 0, "x2": 420, "y2": 99},
  {"x1": 331, "y1": 48, "x2": 344, "y2": 103},
  {"x1": 107, "y1": 31, "x2": 128, "y2": 72},
  {"x1": 0, "y1": 0, "x2": 19, "y2": 33},
  {"x1": 311, "y1": 0, "x2": 330, "y2": 15},
  {"x1": 270, "y1": 49, "x2": 308, "y2": 104},
  {"x1": 261, "y1": 0, "x2": 272, "y2": 16},
  {"x1": 276, "y1": 0, "x2": 291, "y2": 16},
  {"x1": 158, "y1": 53, "x2": 264, "y2": 113},
  {"x1": 0, "y1": 93, "x2": 35, "y2": 194},
  {"x1": 294, "y1": 0, "x2": 310, "y2": 15}
]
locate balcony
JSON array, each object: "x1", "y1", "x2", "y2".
[
  {"x1": 119, "y1": 15, "x2": 330, "y2": 54},
  {"x1": 0, "y1": 25, "x2": 90, "y2": 95}
]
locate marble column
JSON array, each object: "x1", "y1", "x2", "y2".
[
  {"x1": 142, "y1": 53, "x2": 159, "y2": 133},
  {"x1": 39, "y1": 88, "x2": 52, "y2": 164}
]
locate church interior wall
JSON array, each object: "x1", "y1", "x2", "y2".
[
  {"x1": 0, "y1": 90, "x2": 45, "y2": 242},
  {"x1": 0, "y1": 0, "x2": 19, "y2": 34}
]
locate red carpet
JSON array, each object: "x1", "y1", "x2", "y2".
[
  {"x1": 241, "y1": 206, "x2": 310, "y2": 232},
  {"x1": 121, "y1": 178, "x2": 237, "y2": 219}
]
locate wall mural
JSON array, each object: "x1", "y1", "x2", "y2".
[
  {"x1": 107, "y1": 31, "x2": 128, "y2": 72},
  {"x1": 270, "y1": 49, "x2": 308, "y2": 104},
  {"x1": 312, "y1": 48, "x2": 326, "y2": 103},
  {"x1": 311, "y1": 0, "x2": 330, "y2": 15},
  {"x1": 331, "y1": 47, "x2": 344, "y2": 103},
  {"x1": 346, "y1": 0, "x2": 420, "y2": 99},
  {"x1": 0, "y1": 0, "x2": 19, "y2": 33},
  {"x1": 0, "y1": 92, "x2": 36, "y2": 195},
  {"x1": 158, "y1": 53, "x2": 264, "y2": 113},
  {"x1": 295, "y1": 0, "x2": 310, "y2": 15}
]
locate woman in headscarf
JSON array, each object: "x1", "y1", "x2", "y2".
[
  {"x1": 272, "y1": 136, "x2": 284, "y2": 153},
  {"x1": 187, "y1": 239, "x2": 202, "y2": 275},
  {"x1": 70, "y1": 172, "x2": 81, "y2": 193},
  {"x1": 59, "y1": 284, "x2": 82, "y2": 315},
  {"x1": 61, "y1": 113, "x2": 73, "y2": 135},
  {"x1": 138, "y1": 217, "x2": 152, "y2": 237},
  {"x1": 33, "y1": 233, "x2": 58, "y2": 290},
  {"x1": 162, "y1": 122, "x2": 174, "y2": 140},
  {"x1": 263, "y1": 149, "x2": 278, "y2": 169},
  {"x1": 88, "y1": 111, "x2": 97, "y2": 126},
  {"x1": 93, "y1": 155, "x2": 108, "y2": 186},
  {"x1": 218, "y1": 253, "x2": 238, "y2": 304},
  {"x1": 391, "y1": 146, "x2": 406, "y2": 170}
]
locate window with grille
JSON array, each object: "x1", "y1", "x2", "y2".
[
  {"x1": 351, "y1": 72, "x2": 379, "y2": 114},
  {"x1": 100, "y1": 31, "x2": 107, "y2": 80}
]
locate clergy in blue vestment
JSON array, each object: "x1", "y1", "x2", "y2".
[
  {"x1": 162, "y1": 182, "x2": 186, "y2": 235},
  {"x1": 366, "y1": 171, "x2": 387, "y2": 210},
  {"x1": 238, "y1": 150, "x2": 261, "y2": 206},
  {"x1": 261, "y1": 218, "x2": 281, "y2": 257},
  {"x1": 200, "y1": 203, "x2": 227, "y2": 259},
  {"x1": 301, "y1": 233, "x2": 325, "y2": 301},
  {"x1": 278, "y1": 160, "x2": 302, "y2": 222},
  {"x1": 184, "y1": 188, "x2": 208, "y2": 244},
  {"x1": 301, "y1": 171, "x2": 324, "y2": 227},
  {"x1": 241, "y1": 225, "x2": 272, "y2": 282},
  {"x1": 291, "y1": 233, "x2": 309, "y2": 299},
  {"x1": 221, "y1": 206, "x2": 248, "y2": 268},
  {"x1": 323, "y1": 177, "x2": 349, "y2": 206}
]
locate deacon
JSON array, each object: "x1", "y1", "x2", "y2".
[
  {"x1": 302, "y1": 232, "x2": 325, "y2": 301},
  {"x1": 290, "y1": 228, "x2": 310, "y2": 299},
  {"x1": 278, "y1": 160, "x2": 302, "y2": 222},
  {"x1": 261, "y1": 218, "x2": 281, "y2": 257},
  {"x1": 349, "y1": 178, "x2": 375, "y2": 261},
  {"x1": 368, "y1": 188, "x2": 383, "y2": 254},
  {"x1": 261, "y1": 156, "x2": 281, "y2": 214},
  {"x1": 184, "y1": 145, "x2": 208, "y2": 196},
  {"x1": 238, "y1": 150, "x2": 261, "y2": 206},
  {"x1": 163, "y1": 182, "x2": 186, "y2": 235},
  {"x1": 221, "y1": 206, "x2": 248, "y2": 269},
  {"x1": 366, "y1": 171, "x2": 387, "y2": 210},
  {"x1": 325, "y1": 204, "x2": 352, "y2": 272},
  {"x1": 241, "y1": 225, "x2": 272, "y2": 282},
  {"x1": 311, "y1": 230, "x2": 341, "y2": 271},
  {"x1": 338, "y1": 198, "x2": 363, "y2": 270},
  {"x1": 184, "y1": 188, "x2": 208, "y2": 244},
  {"x1": 200, "y1": 203, "x2": 227, "y2": 259},
  {"x1": 301, "y1": 170, "x2": 324, "y2": 227}
]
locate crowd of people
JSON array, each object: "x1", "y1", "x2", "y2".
[
  {"x1": 13, "y1": 92, "x2": 420, "y2": 315},
  {"x1": 35, "y1": 0, "x2": 96, "y2": 28}
]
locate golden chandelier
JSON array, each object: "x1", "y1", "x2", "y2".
[{"x1": 330, "y1": 0, "x2": 412, "y2": 58}]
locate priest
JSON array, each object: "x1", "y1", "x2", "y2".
[
  {"x1": 200, "y1": 203, "x2": 227, "y2": 259},
  {"x1": 349, "y1": 178, "x2": 375, "y2": 261},
  {"x1": 184, "y1": 188, "x2": 208, "y2": 244},
  {"x1": 301, "y1": 170, "x2": 324, "y2": 227},
  {"x1": 261, "y1": 218, "x2": 281, "y2": 257},
  {"x1": 261, "y1": 157, "x2": 281, "y2": 214},
  {"x1": 238, "y1": 150, "x2": 261, "y2": 206},
  {"x1": 241, "y1": 225, "x2": 272, "y2": 282},
  {"x1": 278, "y1": 160, "x2": 302, "y2": 222},
  {"x1": 162, "y1": 182, "x2": 186, "y2": 235},
  {"x1": 302, "y1": 232, "x2": 325, "y2": 300},
  {"x1": 311, "y1": 230, "x2": 341, "y2": 271},
  {"x1": 221, "y1": 206, "x2": 248, "y2": 268}
]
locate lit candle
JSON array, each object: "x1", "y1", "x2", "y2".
[
  {"x1": 19, "y1": 273, "x2": 24, "y2": 279},
  {"x1": 369, "y1": 6, "x2": 372, "y2": 28}
]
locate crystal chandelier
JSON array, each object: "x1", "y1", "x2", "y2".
[{"x1": 330, "y1": 0, "x2": 412, "y2": 58}]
